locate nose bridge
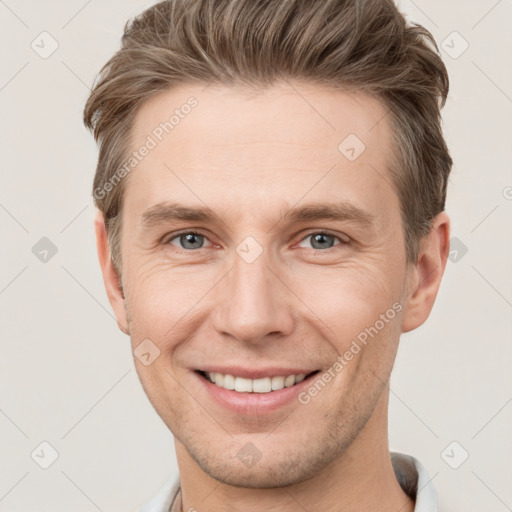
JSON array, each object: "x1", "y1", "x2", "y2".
[{"x1": 214, "y1": 237, "x2": 293, "y2": 344}]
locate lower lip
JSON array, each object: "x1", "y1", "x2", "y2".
[{"x1": 194, "y1": 371, "x2": 319, "y2": 415}]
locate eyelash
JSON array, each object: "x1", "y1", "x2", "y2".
[{"x1": 163, "y1": 229, "x2": 350, "y2": 253}]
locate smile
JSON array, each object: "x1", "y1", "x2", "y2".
[{"x1": 196, "y1": 370, "x2": 320, "y2": 393}]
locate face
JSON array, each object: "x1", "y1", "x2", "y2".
[{"x1": 98, "y1": 82, "x2": 444, "y2": 488}]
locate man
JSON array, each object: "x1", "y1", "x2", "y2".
[{"x1": 84, "y1": 0, "x2": 452, "y2": 510}]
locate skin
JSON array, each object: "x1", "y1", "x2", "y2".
[{"x1": 95, "y1": 82, "x2": 450, "y2": 512}]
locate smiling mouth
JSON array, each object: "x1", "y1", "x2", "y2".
[{"x1": 195, "y1": 369, "x2": 320, "y2": 393}]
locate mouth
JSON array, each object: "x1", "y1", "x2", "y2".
[{"x1": 195, "y1": 369, "x2": 321, "y2": 393}]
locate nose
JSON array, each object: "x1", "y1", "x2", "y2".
[{"x1": 212, "y1": 244, "x2": 295, "y2": 345}]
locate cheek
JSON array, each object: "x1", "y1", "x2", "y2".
[
  {"x1": 133, "y1": 359, "x2": 189, "y2": 432},
  {"x1": 289, "y1": 261, "x2": 406, "y2": 390},
  {"x1": 123, "y1": 261, "x2": 217, "y2": 340},
  {"x1": 294, "y1": 259, "x2": 404, "y2": 332}
]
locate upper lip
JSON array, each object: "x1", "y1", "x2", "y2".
[{"x1": 195, "y1": 366, "x2": 319, "y2": 380}]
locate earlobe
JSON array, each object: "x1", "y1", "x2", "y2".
[
  {"x1": 94, "y1": 210, "x2": 130, "y2": 335},
  {"x1": 401, "y1": 212, "x2": 450, "y2": 333}
]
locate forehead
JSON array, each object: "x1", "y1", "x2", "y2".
[{"x1": 124, "y1": 81, "x2": 397, "y2": 224}]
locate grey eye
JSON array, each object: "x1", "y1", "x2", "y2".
[
  {"x1": 299, "y1": 232, "x2": 340, "y2": 250},
  {"x1": 170, "y1": 232, "x2": 207, "y2": 250}
]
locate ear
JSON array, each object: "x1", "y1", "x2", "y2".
[
  {"x1": 401, "y1": 212, "x2": 450, "y2": 333},
  {"x1": 94, "y1": 210, "x2": 129, "y2": 335}
]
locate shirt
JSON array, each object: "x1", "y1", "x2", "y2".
[{"x1": 139, "y1": 451, "x2": 438, "y2": 512}]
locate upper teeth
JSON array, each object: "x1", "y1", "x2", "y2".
[{"x1": 205, "y1": 372, "x2": 307, "y2": 393}]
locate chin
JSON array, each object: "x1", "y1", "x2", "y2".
[
  {"x1": 198, "y1": 458, "x2": 320, "y2": 488},
  {"x1": 182, "y1": 431, "x2": 353, "y2": 489}
]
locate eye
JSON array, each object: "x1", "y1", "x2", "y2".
[
  {"x1": 164, "y1": 230, "x2": 349, "y2": 253},
  {"x1": 297, "y1": 231, "x2": 349, "y2": 251},
  {"x1": 166, "y1": 231, "x2": 213, "y2": 251}
]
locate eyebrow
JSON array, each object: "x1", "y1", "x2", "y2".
[
  {"x1": 140, "y1": 201, "x2": 375, "y2": 230},
  {"x1": 141, "y1": 202, "x2": 222, "y2": 227},
  {"x1": 282, "y1": 202, "x2": 374, "y2": 227}
]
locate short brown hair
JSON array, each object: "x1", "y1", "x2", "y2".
[{"x1": 84, "y1": 0, "x2": 452, "y2": 277}]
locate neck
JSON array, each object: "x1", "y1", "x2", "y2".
[{"x1": 174, "y1": 392, "x2": 415, "y2": 512}]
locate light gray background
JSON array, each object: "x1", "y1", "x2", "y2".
[{"x1": 1, "y1": 1, "x2": 511, "y2": 511}]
